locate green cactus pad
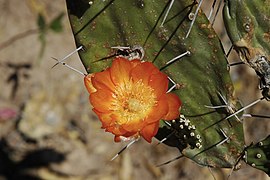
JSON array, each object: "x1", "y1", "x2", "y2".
[
  {"x1": 245, "y1": 135, "x2": 270, "y2": 176},
  {"x1": 223, "y1": 0, "x2": 270, "y2": 99},
  {"x1": 66, "y1": 0, "x2": 244, "y2": 168}
]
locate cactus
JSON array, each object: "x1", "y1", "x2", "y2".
[
  {"x1": 245, "y1": 135, "x2": 270, "y2": 176},
  {"x1": 223, "y1": 0, "x2": 270, "y2": 99},
  {"x1": 65, "y1": 0, "x2": 268, "y2": 175},
  {"x1": 222, "y1": 0, "x2": 270, "y2": 175}
]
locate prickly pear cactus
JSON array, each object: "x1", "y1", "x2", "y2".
[
  {"x1": 223, "y1": 0, "x2": 270, "y2": 99},
  {"x1": 66, "y1": 0, "x2": 245, "y2": 169},
  {"x1": 245, "y1": 135, "x2": 270, "y2": 175},
  {"x1": 222, "y1": 0, "x2": 270, "y2": 176}
]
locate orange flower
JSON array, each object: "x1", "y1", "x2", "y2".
[{"x1": 84, "y1": 57, "x2": 181, "y2": 143}]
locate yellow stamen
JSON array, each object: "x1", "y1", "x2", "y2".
[{"x1": 111, "y1": 79, "x2": 157, "y2": 125}]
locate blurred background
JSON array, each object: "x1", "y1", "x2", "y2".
[{"x1": 0, "y1": 0, "x2": 269, "y2": 179}]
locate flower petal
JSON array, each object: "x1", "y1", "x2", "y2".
[
  {"x1": 114, "y1": 131, "x2": 138, "y2": 142},
  {"x1": 89, "y1": 89, "x2": 113, "y2": 113},
  {"x1": 130, "y1": 61, "x2": 159, "y2": 84},
  {"x1": 110, "y1": 57, "x2": 132, "y2": 85},
  {"x1": 114, "y1": 136, "x2": 122, "y2": 142},
  {"x1": 163, "y1": 93, "x2": 181, "y2": 120},
  {"x1": 149, "y1": 72, "x2": 168, "y2": 99},
  {"x1": 92, "y1": 69, "x2": 115, "y2": 92},
  {"x1": 84, "y1": 74, "x2": 96, "y2": 94},
  {"x1": 144, "y1": 94, "x2": 169, "y2": 124},
  {"x1": 121, "y1": 119, "x2": 144, "y2": 132},
  {"x1": 93, "y1": 109, "x2": 128, "y2": 136},
  {"x1": 93, "y1": 108, "x2": 114, "y2": 128},
  {"x1": 105, "y1": 124, "x2": 127, "y2": 136},
  {"x1": 130, "y1": 59, "x2": 141, "y2": 68},
  {"x1": 140, "y1": 122, "x2": 159, "y2": 143}
]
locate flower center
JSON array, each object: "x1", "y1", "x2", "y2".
[
  {"x1": 127, "y1": 98, "x2": 142, "y2": 112},
  {"x1": 111, "y1": 79, "x2": 156, "y2": 125}
]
